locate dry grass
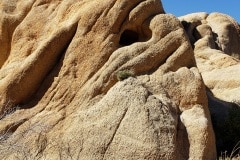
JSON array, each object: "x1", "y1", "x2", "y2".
[{"x1": 219, "y1": 141, "x2": 240, "y2": 160}]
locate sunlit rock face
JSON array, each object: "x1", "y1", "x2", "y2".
[
  {"x1": 0, "y1": 1, "x2": 216, "y2": 159},
  {"x1": 180, "y1": 12, "x2": 240, "y2": 103},
  {"x1": 180, "y1": 12, "x2": 240, "y2": 155}
]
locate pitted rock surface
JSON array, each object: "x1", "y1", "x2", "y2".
[{"x1": 0, "y1": 1, "x2": 217, "y2": 159}]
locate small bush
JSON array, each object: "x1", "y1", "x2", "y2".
[{"x1": 116, "y1": 70, "x2": 134, "y2": 81}]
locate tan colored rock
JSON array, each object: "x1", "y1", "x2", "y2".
[
  {"x1": 207, "y1": 13, "x2": 240, "y2": 59},
  {"x1": 180, "y1": 12, "x2": 240, "y2": 59},
  {"x1": 0, "y1": 0, "x2": 216, "y2": 159},
  {"x1": 180, "y1": 12, "x2": 240, "y2": 104},
  {"x1": 180, "y1": 12, "x2": 240, "y2": 156}
]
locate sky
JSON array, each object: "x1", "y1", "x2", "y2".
[{"x1": 161, "y1": 0, "x2": 240, "y2": 23}]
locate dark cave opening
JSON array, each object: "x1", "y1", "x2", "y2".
[{"x1": 119, "y1": 30, "x2": 139, "y2": 46}]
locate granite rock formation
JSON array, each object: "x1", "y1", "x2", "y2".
[
  {"x1": 180, "y1": 12, "x2": 240, "y2": 155},
  {"x1": 0, "y1": 1, "x2": 223, "y2": 159}
]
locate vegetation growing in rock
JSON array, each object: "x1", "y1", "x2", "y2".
[{"x1": 116, "y1": 70, "x2": 134, "y2": 81}]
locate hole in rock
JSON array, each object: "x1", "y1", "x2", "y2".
[
  {"x1": 181, "y1": 21, "x2": 190, "y2": 30},
  {"x1": 119, "y1": 30, "x2": 139, "y2": 46}
]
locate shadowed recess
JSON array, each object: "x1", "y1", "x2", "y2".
[{"x1": 119, "y1": 30, "x2": 139, "y2": 46}]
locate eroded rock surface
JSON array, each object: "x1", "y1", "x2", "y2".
[
  {"x1": 180, "y1": 12, "x2": 240, "y2": 104},
  {"x1": 0, "y1": 1, "x2": 216, "y2": 159},
  {"x1": 180, "y1": 12, "x2": 240, "y2": 155}
]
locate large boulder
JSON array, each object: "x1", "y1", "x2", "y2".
[
  {"x1": 180, "y1": 12, "x2": 240, "y2": 155},
  {"x1": 0, "y1": 0, "x2": 216, "y2": 159},
  {"x1": 180, "y1": 12, "x2": 240, "y2": 104}
]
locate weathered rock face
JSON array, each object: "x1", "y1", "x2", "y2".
[
  {"x1": 180, "y1": 12, "x2": 240, "y2": 106},
  {"x1": 180, "y1": 12, "x2": 240, "y2": 154},
  {"x1": 0, "y1": 1, "x2": 216, "y2": 159}
]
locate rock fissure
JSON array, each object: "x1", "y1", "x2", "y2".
[{"x1": 102, "y1": 107, "x2": 128, "y2": 159}]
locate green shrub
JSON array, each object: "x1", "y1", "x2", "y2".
[{"x1": 116, "y1": 70, "x2": 134, "y2": 81}]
